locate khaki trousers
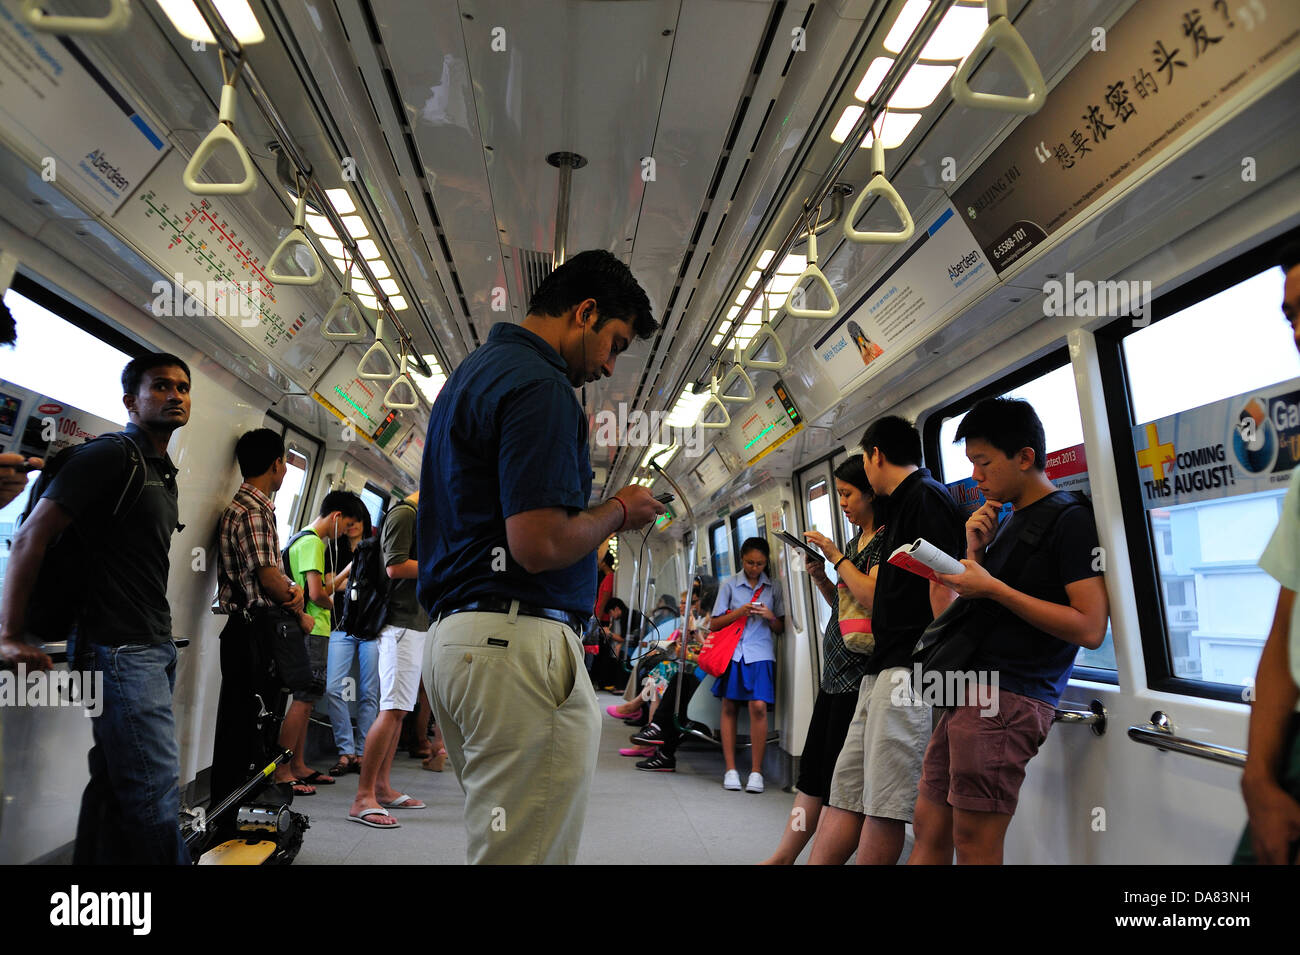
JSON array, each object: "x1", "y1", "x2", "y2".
[{"x1": 425, "y1": 604, "x2": 600, "y2": 864}]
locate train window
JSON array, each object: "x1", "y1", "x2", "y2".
[
  {"x1": 928, "y1": 355, "x2": 1115, "y2": 672},
  {"x1": 709, "y1": 521, "x2": 731, "y2": 579},
  {"x1": 360, "y1": 484, "x2": 387, "y2": 530},
  {"x1": 731, "y1": 505, "x2": 759, "y2": 558},
  {"x1": 274, "y1": 447, "x2": 311, "y2": 544},
  {"x1": 804, "y1": 474, "x2": 838, "y2": 640},
  {"x1": 1118, "y1": 262, "x2": 1300, "y2": 691}
]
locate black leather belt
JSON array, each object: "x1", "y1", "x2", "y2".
[{"x1": 441, "y1": 599, "x2": 587, "y2": 636}]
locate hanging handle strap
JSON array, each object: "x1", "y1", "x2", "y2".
[
  {"x1": 742, "y1": 294, "x2": 788, "y2": 371},
  {"x1": 844, "y1": 136, "x2": 915, "y2": 245},
  {"x1": 785, "y1": 227, "x2": 839, "y2": 319},
  {"x1": 698, "y1": 374, "x2": 731, "y2": 430},
  {"x1": 22, "y1": 0, "x2": 130, "y2": 34},
  {"x1": 321, "y1": 263, "x2": 366, "y2": 341},
  {"x1": 718, "y1": 339, "x2": 756, "y2": 404},
  {"x1": 383, "y1": 347, "x2": 419, "y2": 410},
  {"x1": 950, "y1": 0, "x2": 1046, "y2": 115},
  {"x1": 268, "y1": 185, "x2": 323, "y2": 286},
  {"x1": 357, "y1": 316, "x2": 399, "y2": 380},
  {"x1": 183, "y1": 65, "x2": 257, "y2": 195}
]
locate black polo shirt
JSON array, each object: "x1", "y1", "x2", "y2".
[
  {"x1": 867, "y1": 467, "x2": 965, "y2": 673},
  {"x1": 40, "y1": 422, "x2": 179, "y2": 646},
  {"x1": 418, "y1": 322, "x2": 595, "y2": 618}
]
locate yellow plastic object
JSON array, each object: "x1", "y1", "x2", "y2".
[
  {"x1": 844, "y1": 136, "x2": 915, "y2": 245},
  {"x1": 183, "y1": 83, "x2": 258, "y2": 195},
  {"x1": 785, "y1": 228, "x2": 839, "y2": 319},
  {"x1": 742, "y1": 298, "x2": 788, "y2": 371},
  {"x1": 950, "y1": 0, "x2": 1046, "y2": 115},
  {"x1": 197, "y1": 839, "x2": 278, "y2": 865},
  {"x1": 717, "y1": 341, "x2": 755, "y2": 404},
  {"x1": 383, "y1": 349, "x2": 419, "y2": 410},
  {"x1": 268, "y1": 191, "x2": 323, "y2": 286},
  {"x1": 358, "y1": 316, "x2": 398, "y2": 381},
  {"x1": 698, "y1": 375, "x2": 731, "y2": 430},
  {"x1": 21, "y1": 0, "x2": 130, "y2": 33}
]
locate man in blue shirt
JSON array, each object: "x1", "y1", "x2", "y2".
[{"x1": 419, "y1": 249, "x2": 664, "y2": 864}]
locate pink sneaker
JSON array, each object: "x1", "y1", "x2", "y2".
[
  {"x1": 620, "y1": 746, "x2": 655, "y2": 757},
  {"x1": 606, "y1": 704, "x2": 638, "y2": 720}
]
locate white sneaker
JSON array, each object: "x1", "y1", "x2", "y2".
[
  {"x1": 745, "y1": 772, "x2": 764, "y2": 794},
  {"x1": 722, "y1": 769, "x2": 742, "y2": 791}
]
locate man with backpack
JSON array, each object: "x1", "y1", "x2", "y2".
[
  {"x1": 212, "y1": 428, "x2": 313, "y2": 810},
  {"x1": 348, "y1": 492, "x2": 427, "y2": 828},
  {"x1": 0, "y1": 353, "x2": 193, "y2": 863},
  {"x1": 280, "y1": 490, "x2": 366, "y2": 793},
  {"x1": 909, "y1": 397, "x2": 1109, "y2": 864}
]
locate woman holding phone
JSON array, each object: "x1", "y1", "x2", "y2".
[{"x1": 708, "y1": 537, "x2": 785, "y2": 793}]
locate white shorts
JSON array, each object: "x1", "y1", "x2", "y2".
[{"x1": 378, "y1": 624, "x2": 428, "y2": 712}]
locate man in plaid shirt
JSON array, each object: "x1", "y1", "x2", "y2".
[{"x1": 212, "y1": 428, "x2": 310, "y2": 811}]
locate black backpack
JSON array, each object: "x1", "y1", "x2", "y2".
[
  {"x1": 337, "y1": 501, "x2": 416, "y2": 640},
  {"x1": 14, "y1": 432, "x2": 146, "y2": 643},
  {"x1": 281, "y1": 528, "x2": 320, "y2": 580}
]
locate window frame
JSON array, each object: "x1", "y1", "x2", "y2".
[
  {"x1": 729, "y1": 504, "x2": 758, "y2": 560},
  {"x1": 10, "y1": 271, "x2": 148, "y2": 363},
  {"x1": 1095, "y1": 226, "x2": 1300, "y2": 704},
  {"x1": 708, "y1": 519, "x2": 731, "y2": 579}
]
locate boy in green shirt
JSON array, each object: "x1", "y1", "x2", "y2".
[{"x1": 280, "y1": 490, "x2": 366, "y2": 793}]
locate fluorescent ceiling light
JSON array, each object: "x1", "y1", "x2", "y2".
[
  {"x1": 414, "y1": 363, "x2": 445, "y2": 402},
  {"x1": 356, "y1": 292, "x2": 378, "y2": 309},
  {"x1": 717, "y1": 321, "x2": 732, "y2": 336},
  {"x1": 306, "y1": 215, "x2": 338, "y2": 240},
  {"x1": 667, "y1": 388, "x2": 711, "y2": 428},
  {"x1": 641, "y1": 443, "x2": 678, "y2": 469},
  {"x1": 734, "y1": 289, "x2": 752, "y2": 307},
  {"x1": 352, "y1": 260, "x2": 391, "y2": 280},
  {"x1": 340, "y1": 216, "x2": 369, "y2": 239},
  {"x1": 319, "y1": 238, "x2": 346, "y2": 259},
  {"x1": 157, "y1": 0, "x2": 265, "y2": 44},
  {"x1": 711, "y1": 333, "x2": 725, "y2": 346},
  {"x1": 727, "y1": 305, "x2": 741, "y2": 320},
  {"x1": 920, "y1": 3, "x2": 989, "y2": 60},
  {"x1": 768, "y1": 273, "x2": 799, "y2": 294},
  {"x1": 889, "y1": 63, "x2": 957, "y2": 109},
  {"x1": 325, "y1": 188, "x2": 356, "y2": 214},
  {"x1": 356, "y1": 239, "x2": 381, "y2": 259},
  {"x1": 883, "y1": 0, "x2": 929, "y2": 54},
  {"x1": 744, "y1": 270, "x2": 762, "y2": 289},
  {"x1": 390, "y1": 295, "x2": 409, "y2": 311},
  {"x1": 777, "y1": 254, "x2": 806, "y2": 274},
  {"x1": 378, "y1": 279, "x2": 400, "y2": 295},
  {"x1": 830, "y1": 106, "x2": 922, "y2": 148},
  {"x1": 756, "y1": 249, "x2": 775, "y2": 268},
  {"x1": 854, "y1": 57, "x2": 894, "y2": 102}
]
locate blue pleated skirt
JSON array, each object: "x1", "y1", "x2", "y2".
[{"x1": 712, "y1": 658, "x2": 776, "y2": 704}]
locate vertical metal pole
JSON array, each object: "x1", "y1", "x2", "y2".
[{"x1": 546, "y1": 152, "x2": 587, "y2": 269}]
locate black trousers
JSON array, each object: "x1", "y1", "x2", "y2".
[
  {"x1": 659, "y1": 671, "x2": 702, "y2": 756},
  {"x1": 210, "y1": 615, "x2": 278, "y2": 812}
]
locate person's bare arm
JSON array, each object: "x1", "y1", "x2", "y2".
[
  {"x1": 255, "y1": 566, "x2": 303, "y2": 612},
  {"x1": 0, "y1": 497, "x2": 67, "y2": 670},
  {"x1": 506, "y1": 487, "x2": 664, "y2": 574},
  {"x1": 386, "y1": 558, "x2": 418, "y2": 580},
  {"x1": 1242, "y1": 588, "x2": 1300, "y2": 864},
  {"x1": 304, "y1": 569, "x2": 332, "y2": 612}
]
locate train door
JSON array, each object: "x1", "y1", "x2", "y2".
[
  {"x1": 263, "y1": 418, "x2": 321, "y2": 541},
  {"x1": 795, "y1": 451, "x2": 849, "y2": 676}
]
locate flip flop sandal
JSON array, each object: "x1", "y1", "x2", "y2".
[
  {"x1": 276, "y1": 779, "x2": 315, "y2": 796},
  {"x1": 328, "y1": 758, "x2": 355, "y2": 777},
  {"x1": 299, "y1": 770, "x2": 336, "y2": 785},
  {"x1": 381, "y1": 794, "x2": 426, "y2": 810},
  {"x1": 348, "y1": 808, "x2": 400, "y2": 829}
]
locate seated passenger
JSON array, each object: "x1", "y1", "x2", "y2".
[
  {"x1": 1239, "y1": 243, "x2": 1300, "y2": 865},
  {"x1": 909, "y1": 398, "x2": 1108, "y2": 865},
  {"x1": 707, "y1": 536, "x2": 785, "y2": 794},
  {"x1": 762, "y1": 456, "x2": 887, "y2": 864}
]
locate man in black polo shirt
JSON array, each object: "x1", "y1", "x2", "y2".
[
  {"x1": 0, "y1": 353, "x2": 192, "y2": 864},
  {"x1": 810, "y1": 416, "x2": 964, "y2": 865},
  {"x1": 419, "y1": 249, "x2": 664, "y2": 864}
]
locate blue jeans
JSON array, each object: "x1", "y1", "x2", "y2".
[
  {"x1": 74, "y1": 641, "x2": 189, "y2": 865},
  {"x1": 326, "y1": 630, "x2": 379, "y2": 756}
]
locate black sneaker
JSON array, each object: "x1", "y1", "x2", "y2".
[
  {"x1": 636, "y1": 752, "x2": 676, "y2": 772},
  {"x1": 631, "y1": 723, "x2": 664, "y2": 746}
]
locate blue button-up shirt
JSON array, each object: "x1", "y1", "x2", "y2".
[
  {"x1": 418, "y1": 322, "x2": 595, "y2": 618},
  {"x1": 712, "y1": 570, "x2": 784, "y2": 664}
]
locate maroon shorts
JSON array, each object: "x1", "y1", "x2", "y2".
[{"x1": 918, "y1": 688, "x2": 1056, "y2": 816}]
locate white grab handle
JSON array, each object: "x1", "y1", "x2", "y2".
[
  {"x1": 718, "y1": 341, "x2": 755, "y2": 404},
  {"x1": 22, "y1": 0, "x2": 130, "y2": 34},
  {"x1": 383, "y1": 350, "x2": 419, "y2": 410},
  {"x1": 268, "y1": 191, "x2": 323, "y2": 286},
  {"x1": 321, "y1": 288, "x2": 365, "y2": 341},
  {"x1": 743, "y1": 298, "x2": 788, "y2": 371},
  {"x1": 950, "y1": 0, "x2": 1046, "y2": 115},
  {"x1": 358, "y1": 316, "x2": 398, "y2": 380},
  {"x1": 183, "y1": 83, "x2": 257, "y2": 195},
  {"x1": 698, "y1": 375, "x2": 731, "y2": 430},
  {"x1": 785, "y1": 228, "x2": 839, "y2": 319},
  {"x1": 844, "y1": 137, "x2": 915, "y2": 245}
]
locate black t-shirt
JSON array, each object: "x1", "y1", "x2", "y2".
[
  {"x1": 868, "y1": 468, "x2": 965, "y2": 673},
  {"x1": 41, "y1": 424, "x2": 178, "y2": 646},
  {"x1": 972, "y1": 493, "x2": 1101, "y2": 706}
]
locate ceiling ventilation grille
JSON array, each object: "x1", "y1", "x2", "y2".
[{"x1": 509, "y1": 247, "x2": 554, "y2": 310}]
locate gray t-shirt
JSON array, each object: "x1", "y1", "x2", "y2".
[{"x1": 382, "y1": 502, "x2": 429, "y2": 631}]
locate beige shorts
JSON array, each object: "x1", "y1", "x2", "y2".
[{"x1": 826, "y1": 666, "x2": 932, "y2": 822}]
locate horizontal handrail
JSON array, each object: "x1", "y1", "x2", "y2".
[{"x1": 1127, "y1": 711, "x2": 1247, "y2": 768}]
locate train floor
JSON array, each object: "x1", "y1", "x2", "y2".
[{"x1": 294, "y1": 691, "x2": 799, "y2": 865}]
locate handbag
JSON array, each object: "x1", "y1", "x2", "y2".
[
  {"x1": 257, "y1": 608, "x2": 321, "y2": 696},
  {"x1": 912, "y1": 491, "x2": 1090, "y2": 699},
  {"x1": 697, "y1": 585, "x2": 764, "y2": 678},
  {"x1": 839, "y1": 528, "x2": 885, "y2": 655}
]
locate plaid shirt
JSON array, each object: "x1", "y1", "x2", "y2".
[
  {"x1": 217, "y1": 482, "x2": 281, "y2": 614},
  {"x1": 821, "y1": 526, "x2": 887, "y2": 695}
]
